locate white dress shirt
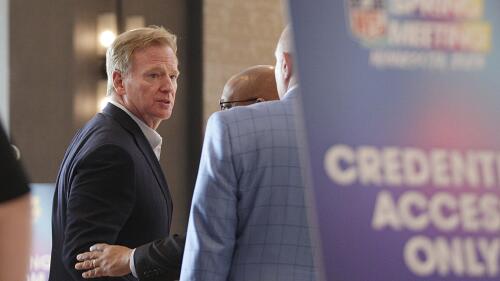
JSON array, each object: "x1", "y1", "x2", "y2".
[{"x1": 108, "y1": 100, "x2": 163, "y2": 160}]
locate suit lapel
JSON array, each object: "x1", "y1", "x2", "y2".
[{"x1": 102, "y1": 104, "x2": 173, "y2": 223}]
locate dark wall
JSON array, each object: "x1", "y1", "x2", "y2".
[
  {"x1": 10, "y1": 0, "x2": 202, "y2": 234},
  {"x1": 10, "y1": 0, "x2": 76, "y2": 183}
]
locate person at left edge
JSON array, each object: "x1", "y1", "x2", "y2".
[
  {"x1": 0, "y1": 121, "x2": 31, "y2": 281},
  {"x1": 49, "y1": 26, "x2": 183, "y2": 281}
]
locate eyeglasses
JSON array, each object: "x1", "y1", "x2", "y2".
[{"x1": 219, "y1": 98, "x2": 259, "y2": 110}]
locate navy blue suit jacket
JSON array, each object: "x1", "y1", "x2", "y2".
[{"x1": 49, "y1": 103, "x2": 173, "y2": 281}]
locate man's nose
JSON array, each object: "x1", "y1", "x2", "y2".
[{"x1": 160, "y1": 76, "x2": 174, "y2": 92}]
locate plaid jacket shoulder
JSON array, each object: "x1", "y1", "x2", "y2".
[{"x1": 181, "y1": 89, "x2": 316, "y2": 281}]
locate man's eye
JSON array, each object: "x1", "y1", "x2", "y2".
[
  {"x1": 170, "y1": 75, "x2": 178, "y2": 80},
  {"x1": 149, "y1": 73, "x2": 160, "y2": 78}
]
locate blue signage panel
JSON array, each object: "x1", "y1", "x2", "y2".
[
  {"x1": 28, "y1": 184, "x2": 54, "y2": 281},
  {"x1": 290, "y1": 0, "x2": 500, "y2": 280}
]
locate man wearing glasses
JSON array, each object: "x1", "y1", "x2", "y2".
[{"x1": 219, "y1": 65, "x2": 279, "y2": 110}]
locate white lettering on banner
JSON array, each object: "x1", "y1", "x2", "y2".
[
  {"x1": 324, "y1": 144, "x2": 500, "y2": 189},
  {"x1": 387, "y1": 20, "x2": 491, "y2": 53},
  {"x1": 389, "y1": 0, "x2": 484, "y2": 19},
  {"x1": 27, "y1": 255, "x2": 50, "y2": 281},
  {"x1": 324, "y1": 144, "x2": 500, "y2": 277},
  {"x1": 30, "y1": 254, "x2": 51, "y2": 271},
  {"x1": 370, "y1": 50, "x2": 486, "y2": 71},
  {"x1": 322, "y1": 144, "x2": 356, "y2": 185},
  {"x1": 27, "y1": 272, "x2": 47, "y2": 281},
  {"x1": 347, "y1": 0, "x2": 491, "y2": 71},
  {"x1": 450, "y1": 53, "x2": 486, "y2": 71},
  {"x1": 371, "y1": 190, "x2": 404, "y2": 231},
  {"x1": 371, "y1": 191, "x2": 500, "y2": 232},
  {"x1": 404, "y1": 236, "x2": 499, "y2": 277}
]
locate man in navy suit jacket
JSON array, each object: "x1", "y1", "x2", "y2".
[
  {"x1": 73, "y1": 64, "x2": 279, "y2": 281},
  {"x1": 49, "y1": 26, "x2": 181, "y2": 281},
  {"x1": 180, "y1": 26, "x2": 316, "y2": 281}
]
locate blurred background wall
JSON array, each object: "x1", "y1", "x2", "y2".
[
  {"x1": 203, "y1": 0, "x2": 285, "y2": 121},
  {"x1": 6, "y1": 0, "x2": 284, "y2": 233},
  {"x1": 0, "y1": 0, "x2": 8, "y2": 130}
]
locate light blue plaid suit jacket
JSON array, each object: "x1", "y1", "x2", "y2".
[{"x1": 180, "y1": 88, "x2": 316, "y2": 281}]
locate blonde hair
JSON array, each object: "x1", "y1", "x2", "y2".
[{"x1": 106, "y1": 26, "x2": 177, "y2": 96}]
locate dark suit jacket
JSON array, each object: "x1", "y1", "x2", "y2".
[
  {"x1": 49, "y1": 103, "x2": 173, "y2": 281},
  {"x1": 133, "y1": 234, "x2": 185, "y2": 280}
]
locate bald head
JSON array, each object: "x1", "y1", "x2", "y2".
[
  {"x1": 276, "y1": 25, "x2": 293, "y2": 55},
  {"x1": 220, "y1": 65, "x2": 279, "y2": 110},
  {"x1": 274, "y1": 26, "x2": 297, "y2": 98}
]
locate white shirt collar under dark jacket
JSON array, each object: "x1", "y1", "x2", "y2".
[{"x1": 108, "y1": 100, "x2": 163, "y2": 160}]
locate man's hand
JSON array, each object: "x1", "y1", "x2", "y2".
[{"x1": 75, "y1": 243, "x2": 132, "y2": 278}]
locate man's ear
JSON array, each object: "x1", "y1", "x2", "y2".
[
  {"x1": 112, "y1": 71, "x2": 126, "y2": 96},
  {"x1": 282, "y1": 52, "x2": 293, "y2": 81}
]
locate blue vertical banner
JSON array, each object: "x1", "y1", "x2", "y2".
[
  {"x1": 28, "y1": 184, "x2": 54, "y2": 281},
  {"x1": 289, "y1": 0, "x2": 500, "y2": 280}
]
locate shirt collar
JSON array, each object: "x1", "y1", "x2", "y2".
[
  {"x1": 108, "y1": 100, "x2": 163, "y2": 160},
  {"x1": 282, "y1": 85, "x2": 299, "y2": 100}
]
